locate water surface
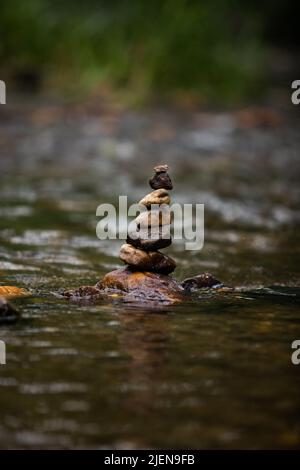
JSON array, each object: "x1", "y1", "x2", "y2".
[{"x1": 0, "y1": 99, "x2": 299, "y2": 448}]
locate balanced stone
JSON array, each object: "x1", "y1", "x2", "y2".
[
  {"x1": 119, "y1": 243, "x2": 176, "y2": 274},
  {"x1": 127, "y1": 225, "x2": 172, "y2": 251},
  {"x1": 62, "y1": 163, "x2": 225, "y2": 304},
  {"x1": 134, "y1": 208, "x2": 171, "y2": 228},
  {"x1": 149, "y1": 164, "x2": 173, "y2": 190},
  {"x1": 153, "y1": 164, "x2": 169, "y2": 173},
  {"x1": 149, "y1": 172, "x2": 173, "y2": 190},
  {"x1": 139, "y1": 189, "x2": 170, "y2": 208}
]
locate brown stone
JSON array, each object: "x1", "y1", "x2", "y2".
[
  {"x1": 61, "y1": 285, "x2": 103, "y2": 300},
  {"x1": 149, "y1": 172, "x2": 173, "y2": 190},
  {"x1": 127, "y1": 225, "x2": 172, "y2": 251},
  {"x1": 119, "y1": 243, "x2": 176, "y2": 274},
  {"x1": 97, "y1": 267, "x2": 184, "y2": 303},
  {"x1": 134, "y1": 209, "x2": 172, "y2": 228},
  {"x1": 0, "y1": 286, "x2": 31, "y2": 299},
  {"x1": 138, "y1": 189, "x2": 170, "y2": 208},
  {"x1": 154, "y1": 164, "x2": 169, "y2": 173},
  {"x1": 181, "y1": 273, "x2": 223, "y2": 291}
]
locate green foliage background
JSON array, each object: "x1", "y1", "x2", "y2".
[{"x1": 0, "y1": 0, "x2": 293, "y2": 103}]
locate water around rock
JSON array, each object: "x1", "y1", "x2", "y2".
[{"x1": 1, "y1": 103, "x2": 299, "y2": 449}]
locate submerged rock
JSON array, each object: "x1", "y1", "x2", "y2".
[
  {"x1": 0, "y1": 296, "x2": 20, "y2": 324},
  {"x1": 98, "y1": 266, "x2": 180, "y2": 291},
  {"x1": 181, "y1": 273, "x2": 223, "y2": 291},
  {"x1": 61, "y1": 285, "x2": 103, "y2": 300},
  {"x1": 61, "y1": 267, "x2": 226, "y2": 305},
  {"x1": 97, "y1": 267, "x2": 185, "y2": 303},
  {"x1": 61, "y1": 268, "x2": 186, "y2": 304}
]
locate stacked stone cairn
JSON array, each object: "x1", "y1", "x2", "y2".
[
  {"x1": 119, "y1": 164, "x2": 176, "y2": 275},
  {"x1": 62, "y1": 163, "x2": 224, "y2": 303}
]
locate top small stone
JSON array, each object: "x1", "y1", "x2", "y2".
[
  {"x1": 149, "y1": 164, "x2": 173, "y2": 190},
  {"x1": 154, "y1": 164, "x2": 169, "y2": 174}
]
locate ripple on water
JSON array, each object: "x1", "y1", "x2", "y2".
[
  {"x1": 9, "y1": 230, "x2": 66, "y2": 246},
  {"x1": 19, "y1": 383, "x2": 88, "y2": 395}
]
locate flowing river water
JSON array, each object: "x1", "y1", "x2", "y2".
[{"x1": 0, "y1": 98, "x2": 300, "y2": 448}]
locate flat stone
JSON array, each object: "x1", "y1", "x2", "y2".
[
  {"x1": 154, "y1": 164, "x2": 169, "y2": 173},
  {"x1": 149, "y1": 172, "x2": 173, "y2": 190},
  {"x1": 134, "y1": 209, "x2": 172, "y2": 228},
  {"x1": 127, "y1": 225, "x2": 172, "y2": 251},
  {"x1": 119, "y1": 243, "x2": 176, "y2": 274},
  {"x1": 138, "y1": 189, "x2": 170, "y2": 208}
]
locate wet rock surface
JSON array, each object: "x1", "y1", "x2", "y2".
[
  {"x1": 98, "y1": 267, "x2": 181, "y2": 292},
  {"x1": 0, "y1": 286, "x2": 31, "y2": 299},
  {"x1": 119, "y1": 243, "x2": 176, "y2": 274},
  {"x1": 61, "y1": 285, "x2": 103, "y2": 300},
  {"x1": 0, "y1": 296, "x2": 20, "y2": 324},
  {"x1": 61, "y1": 268, "x2": 186, "y2": 304},
  {"x1": 97, "y1": 267, "x2": 185, "y2": 303},
  {"x1": 182, "y1": 273, "x2": 224, "y2": 291}
]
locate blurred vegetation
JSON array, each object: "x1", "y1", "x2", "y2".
[{"x1": 0, "y1": 0, "x2": 297, "y2": 104}]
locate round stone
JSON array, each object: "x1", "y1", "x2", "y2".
[
  {"x1": 138, "y1": 189, "x2": 170, "y2": 208},
  {"x1": 134, "y1": 209, "x2": 172, "y2": 228},
  {"x1": 149, "y1": 172, "x2": 173, "y2": 190}
]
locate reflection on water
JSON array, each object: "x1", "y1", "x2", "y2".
[{"x1": 0, "y1": 100, "x2": 300, "y2": 448}]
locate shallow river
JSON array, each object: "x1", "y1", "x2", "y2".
[{"x1": 0, "y1": 99, "x2": 299, "y2": 448}]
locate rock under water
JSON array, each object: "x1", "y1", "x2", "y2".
[
  {"x1": 0, "y1": 296, "x2": 20, "y2": 324},
  {"x1": 61, "y1": 267, "x2": 227, "y2": 305}
]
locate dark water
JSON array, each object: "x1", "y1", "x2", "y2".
[{"x1": 0, "y1": 99, "x2": 300, "y2": 448}]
